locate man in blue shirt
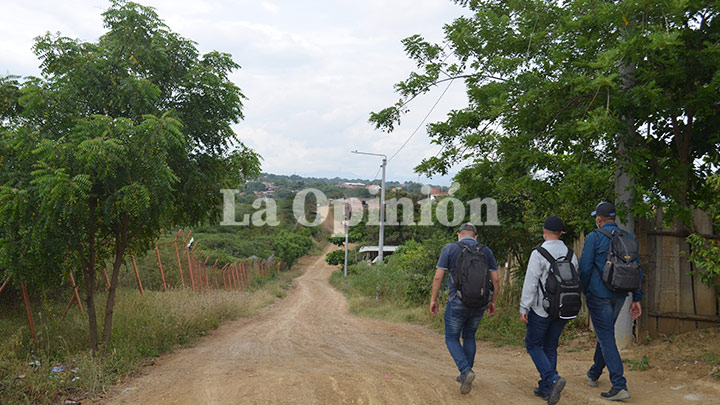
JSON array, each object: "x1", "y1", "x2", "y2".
[
  {"x1": 579, "y1": 202, "x2": 643, "y2": 402},
  {"x1": 430, "y1": 223, "x2": 500, "y2": 395}
]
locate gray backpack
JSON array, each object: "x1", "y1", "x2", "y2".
[
  {"x1": 595, "y1": 228, "x2": 642, "y2": 293},
  {"x1": 535, "y1": 246, "x2": 582, "y2": 320}
]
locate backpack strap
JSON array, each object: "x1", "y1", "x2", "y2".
[
  {"x1": 592, "y1": 228, "x2": 621, "y2": 279},
  {"x1": 533, "y1": 246, "x2": 573, "y2": 300},
  {"x1": 535, "y1": 246, "x2": 556, "y2": 265},
  {"x1": 450, "y1": 241, "x2": 486, "y2": 291},
  {"x1": 455, "y1": 240, "x2": 485, "y2": 252},
  {"x1": 450, "y1": 241, "x2": 468, "y2": 291},
  {"x1": 565, "y1": 247, "x2": 575, "y2": 262},
  {"x1": 533, "y1": 246, "x2": 555, "y2": 300}
]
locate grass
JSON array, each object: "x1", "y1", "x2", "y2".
[
  {"x1": 329, "y1": 268, "x2": 590, "y2": 347},
  {"x1": 623, "y1": 355, "x2": 652, "y2": 371},
  {"x1": 0, "y1": 269, "x2": 298, "y2": 404}
]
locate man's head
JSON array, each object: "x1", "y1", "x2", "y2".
[
  {"x1": 457, "y1": 222, "x2": 478, "y2": 240},
  {"x1": 592, "y1": 201, "x2": 616, "y2": 227},
  {"x1": 542, "y1": 216, "x2": 564, "y2": 240}
]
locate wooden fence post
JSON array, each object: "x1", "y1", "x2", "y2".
[
  {"x1": 62, "y1": 272, "x2": 84, "y2": 320},
  {"x1": 174, "y1": 230, "x2": 186, "y2": 289},
  {"x1": 131, "y1": 255, "x2": 144, "y2": 295},
  {"x1": 234, "y1": 262, "x2": 241, "y2": 290},
  {"x1": 102, "y1": 269, "x2": 111, "y2": 289},
  {"x1": 186, "y1": 233, "x2": 196, "y2": 292},
  {"x1": 212, "y1": 259, "x2": 219, "y2": 290},
  {"x1": 20, "y1": 281, "x2": 38, "y2": 347},
  {"x1": 0, "y1": 278, "x2": 9, "y2": 297},
  {"x1": 204, "y1": 257, "x2": 210, "y2": 290},
  {"x1": 155, "y1": 244, "x2": 167, "y2": 292}
]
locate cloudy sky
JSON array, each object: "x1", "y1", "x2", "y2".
[{"x1": 0, "y1": 0, "x2": 472, "y2": 186}]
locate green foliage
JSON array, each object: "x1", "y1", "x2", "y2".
[
  {"x1": 687, "y1": 234, "x2": 720, "y2": 287},
  {"x1": 371, "y1": 0, "x2": 720, "y2": 277},
  {"x1": 327, "y1": 233, "x2": 362, "y2": 247},
  {"x1": 687, "y1": 175, "x2": 720, "y2": 287},
  {"x1": 329, "y1": 236, "x2": 449, "y2": 305},
  {"x1": 271, "y1": 229, "x2": 313, "y2": 267},
  {"x1": 326, "y1": 249, "x2": 358, "y2": 266}
]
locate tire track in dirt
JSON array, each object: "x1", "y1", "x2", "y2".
[{"x1": 105, "y1": 245, "x2": 720, "y2": 404}]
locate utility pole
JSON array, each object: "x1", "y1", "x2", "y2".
[
  {"x1": 614, "y1": 61, "x2": 637, "y2": 348},
  {"x1": 352, "y1": 150, "x2": 387, "y2": 262},
  {"x1": 344, "y1": 202, "x2": 350, "y2": 277}
]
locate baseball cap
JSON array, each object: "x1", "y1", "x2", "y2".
[
  {"x1": 458, "y1": 222, "x2": 478, "y2": 234},
  {"x1": 591, "y1": 202, "x2": 616, "y2": 217},
  {"x1": 543, "y1": 216, "x2": 564, "y2": 232}
]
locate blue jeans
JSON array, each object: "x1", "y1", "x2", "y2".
[
  {"x1": 586, "y1": 294, "x2": 627, "y2": 389},
  {"x1": 525, "y1": 309, "x2": 568, "y2": 394},
  {"x1": 444, "y1": 297, "x2": 487, "y2": 374}
]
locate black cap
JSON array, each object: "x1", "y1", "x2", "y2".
[
  {"x1": 591, "y1": 202, "x2": 616, "y2": 217},
  {"x1": 458, "y1": 222, "x2": 478, "y2": 234},
  {"x1": 543, "y1": 216, "x2": 564, "y2": 232}
]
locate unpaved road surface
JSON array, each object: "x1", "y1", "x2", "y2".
[{"x1": 107, "y1": 246, "x2": 720, "y2": 404}]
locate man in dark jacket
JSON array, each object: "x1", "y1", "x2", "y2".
[{"x1": 579, "y1": 202, "x2": 643, "y2": 402}]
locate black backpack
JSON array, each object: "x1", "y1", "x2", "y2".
[
  {"x1": 535, "y1": 246, "x2": 582, "y2": 320},
  {"x1": 595, "y1": 228, "x2": 642, "y2": 293},
  {"x1": 450, "y1": 241, "x2": 492, "y2": 308}
]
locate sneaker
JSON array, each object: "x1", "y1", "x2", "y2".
[
  {"x1": 587, "y1": 374, "x2": 599, "y2": 388},
  {"x1": 601, "y1": 387, "x2": 631, "y2": 401},
  {"x1": 548, "y1": 377, "x2": 566, "y2": 405},
  {"x1": 459, "y1": 369, "x2": 475, "y2": 394},
  {"x1": 533, "y1": 387, "x2": 550, "y2": 401}
]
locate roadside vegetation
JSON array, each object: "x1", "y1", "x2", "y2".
[
  {"x1": 0, "y1": 269, "x2": 299, "y2": 404},
  {"x1": 328, "y1": 235, "x2": 592, "y2": 347}
]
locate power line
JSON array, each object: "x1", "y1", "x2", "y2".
[
  {"x1": 388, "y1": 78, "x2": 455, "y2": 163},
  {"x1": 372, "y1": 164, "x2": 382, "y2": 181}
]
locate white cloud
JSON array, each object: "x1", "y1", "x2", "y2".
[
  {"x1": 260, "y1": 1, "x2": 280, "y2": 14},
  {"x1": 0, "y1": 0, "x2": 472, "y2": 185}
]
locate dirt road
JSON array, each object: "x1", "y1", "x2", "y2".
[{"x1": 107, "y1": 246, "x2": 720, "y2": 404}]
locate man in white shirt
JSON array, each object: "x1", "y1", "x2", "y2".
[{"x1": 519, "y1": 216, "x2": 577, "y2": 404}]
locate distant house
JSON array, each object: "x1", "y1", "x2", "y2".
[
  {"x1": 358, "y1": 246, "x2": 399, "y2": 263},
  {"x1": 430, "y1": 189, "x2": 449, "y2": 201},
  {"x1": 261, "y1": 181, "x2": 277, "y2": 195},
  {"x1": 365, "y1": 184, "x2": 381, "y2": 192},
  {"x1": 341, "y1": 182, "x2": 365, "y2": 188},
  {"x1": 355, "y1": 198, "x2": 379, "y2": 211}
]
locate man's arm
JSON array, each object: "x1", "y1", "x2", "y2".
[
  {"x1": 483, "y1": 247, "x2": 500, "y2": 316},
  {"x1": 488, "y1": 270, "x2": 499, "y2": 316},
  {"x1": 578, "y1": 232, "x2": 596, "y2": 293},
  {"x1": 519, "y1": 250, "x2": 541, "y2": 322},
  {"x1": 631, "y1": 235, "x2": 644, "y2": 303},
  {"x1": 430, "y1": 268, "x2": 446, "y2": 316}
]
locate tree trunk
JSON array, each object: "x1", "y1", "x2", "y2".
[
  {"x1": 614, "y1": 61, "x2": 636, "y2": 349},
  {"x1": 100, "y1": 215, "x2": 129, "y2": 349},
  {"x1": 84, "y1": 198, "x2": 99, "y2": 351},
  {"x1": 83, "y1": 260, "x2": 98, "y2": 351}
]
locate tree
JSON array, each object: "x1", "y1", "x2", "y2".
[
  {"x1": 0, "y1": 1, "x2": 260, "y2": 351},
  {"x1": 371, "y1": 0, "x2": 720, "y2": 275}
]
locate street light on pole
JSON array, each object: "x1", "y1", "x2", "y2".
[
  {"x1": 352, "y1": 150, "x2": 387, "y2": 262},
  {"x1": 344, "y1": 201, "x2": 350, "y2": 277}
]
